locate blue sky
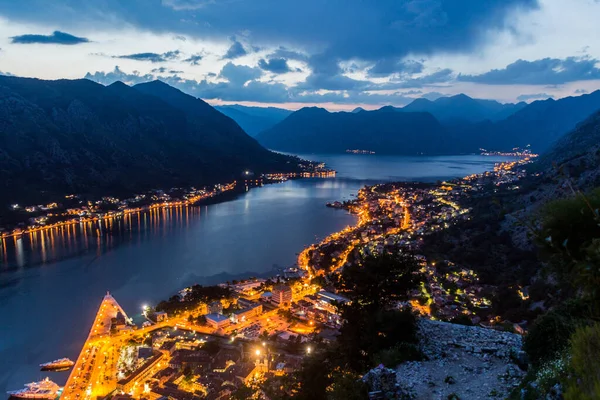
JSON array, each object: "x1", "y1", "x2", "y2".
[{"x1": 0, "y1": 0, "x2": 599, "y2": 110}]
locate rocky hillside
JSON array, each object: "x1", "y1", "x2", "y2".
[
  {"x1": 0, "y1": 77, "x2": 297, "y2": 209},
  {"x1": 363, "y1": 320, "x2": 525, "y2": 399}
]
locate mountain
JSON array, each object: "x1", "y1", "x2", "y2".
[
  {"x1": 535, "y1": 109, "x2": 600, "y2": 172},
  {"x1": 0, "y1": 76, "x2": 297, "y2": 208},
  {"x1": 214, "y1": 104, "x2": 292, "y2": 136},
  {"x1": 470, "y1": 90, "x2": 600, "y2": 152},
  {"x1": 256, "y1": 107, "x2": 454, "y2": 155},
  {"x1": 402, "y1": 94, "x2": 526, "y2": 123},
  {"x1": 352, "y1": 107, "x2": 365, "y2": 113}
]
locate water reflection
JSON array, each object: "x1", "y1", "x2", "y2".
[{"x1": 0, "y1": 206, "x2": 205, "y2": 271}]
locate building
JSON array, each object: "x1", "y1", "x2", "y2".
[
  {"x1": 230, "y1": 303, "x2": 263, "y2": 323},
  {"x1": 117, "y1": 351, "x2": 163, "y2": 393},
  {"x1": 155, "y1": 311, "x2": 168, "y2": 322},
  {"x1": 206, "y1": 313, "x2": 230, "y2": 329},
  {"x1": 208, "y1": 301, "x2": 224, "y2": 315},
  {"x1": 272, "y1": 285, "x2": 293, "y2": 306}
]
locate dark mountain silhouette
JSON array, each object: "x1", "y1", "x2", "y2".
[
  {"x1": 257, "y1": 91, "x2": 600, "y2": 155},
  {"x1": 467, "y1": 90, "x2": 600, "y2": 152},
  {"x1": 256, "y1": 107, "x2": 454, "y2": 155},
  {"x1": 351, "y1": 107, "x2": 365, "y2": 113},
  {"x1": 401, "y1": 94, "x2": 526, "y2": 123},
  {"x1": 536, "y1": 109, "x2": 600, "y2": 170},
  {"x1": 0, "y1": 76, "x2": 298, "y2": 208},
  {"x1": 214, "y1": 104, "x2": 292, "y2": 136}
]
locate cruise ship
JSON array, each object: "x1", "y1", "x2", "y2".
[
  {"x1": 39, "y1": 358, "x2": 74, "y2": 371},
  {"x1": 7, "y1": 377, "x2": 60, "y2": 399}
]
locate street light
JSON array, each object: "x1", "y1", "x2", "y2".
[
  {"x1": 306, "y1": 346, "x2": 312, "y2": 354},
  {"x1": 255, "y1": 349, "x2": 261, "y2": 357}
]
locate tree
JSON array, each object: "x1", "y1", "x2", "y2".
[{"x1": 335, "y1": 251, "x2": 423, "y2": 310}]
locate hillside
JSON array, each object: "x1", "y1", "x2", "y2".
[
  {"x1": 0, "y1": 76, "x2": 298, "y2": 209},
  {"x1": 256, "y1": 107, "x2": 454, "y2": 155},
  {"x1": 214, "y1": 104, "x2": 292, "y2": 136},
  {"x1": 402, "y1": 94, "x2": 526, "y2": 123},
  {"x1": 469, "y1": 90, "x2": 600, "y2": 152},
  {"x1": 256, "y1": 91, "x2": 600, "y2": 155}
]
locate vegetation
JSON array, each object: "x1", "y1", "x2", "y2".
[
  {"x1": 155, "y1": 284, "x2": 231, "y2": 315},
  {"x1": 258, "y1": 251, "x2": 423, "y2": 399},
  {"x1": 564, "y1": 323, "x2": 600, "y2": 399}
]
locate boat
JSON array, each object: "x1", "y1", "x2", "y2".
[
  {"x1": 39, "y1": 358, "x2": 74, "y2": 371},
  {"x1": 7, "y1": 377, "x2": 60, "y2": 399}
]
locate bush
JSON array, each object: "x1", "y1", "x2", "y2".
[
  {"x1": 564, "y1": 323, "x2": 600, "y2": 400},
  {"x1": 524, "y1": 309, "x2": 576, "y2": 366},
  {"x1": 372, "y1": 343, "x2": 423, "y2": 368}
]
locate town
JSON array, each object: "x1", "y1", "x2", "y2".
[
  {"x1": 37, "y1": 153, "x2": 538, "y2": 400},
  {"x1": 0, "y1": 159, "x2": 334, "y2": 241}
]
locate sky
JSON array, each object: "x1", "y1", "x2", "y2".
[{"x1": 0, "y1": 0, "x2": 599, "y2": 110}]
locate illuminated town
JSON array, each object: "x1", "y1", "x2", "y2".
[
  {"x1": 3, "y1": 155, "x2": 541, "y2": 400},
  {"x1": 0, "y1": 160, "x2": 333, "y2": 241}
]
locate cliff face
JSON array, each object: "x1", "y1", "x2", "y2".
[{"x1": 0, "y1": 77, "x2": 294, "y2": 207}]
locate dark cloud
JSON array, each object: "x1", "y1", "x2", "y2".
[
  {"x1": 183, "y1": 54, "x2": 203, "y2": 65},
  {"x1": 458, "y1": 57, "x2": 600, "y2": 85},
  {"x1": 151, "y1": 67, "x2": 184, "y2": 73},
  {"x1": 367, "y1": 59, "x2": 424, "y2": 77},
  {"x1": 575, "y1": 88, "x2": 588, "y2": 94},
  {"x1": 115, "y1": 50, "x2": 181, "y2": 63},
  {"x1": 379, "y1": 68, "x2": 454, "y2": 89},
  {"x1": 267, "y1": 47, "x2": 309, "y2": 62},
  {"x1": 0, "y1": 1, "x2": 537, "y2": 62},
  {"x1": 0, "y1": 71, "x2": 16, "y2": 76},
  {"x1": 218, "y1": 62, "x2": 262, "y2": 85},
  {"x1": 516, "y1": 93, "x2": 554, "y2": 101},
  {"x1": 258, "y1": 58, "x2": 296, "y2": 74},
  {"x1": 10, "y1": 30, "x2": 89, "y2": 45},
  {"x1": 85, "y1": 65, "x2": 418, "y2": 106},
  {"x1": 222, "y1": 37, "x2": 247, "y2": 59}
]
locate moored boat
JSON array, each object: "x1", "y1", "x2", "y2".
[
  {"x1": 39, "y1": 358, "x2": 74, "y2": 371},
  {"x1": 7, "y1": 377, "x2": 60, "y2": 399}
]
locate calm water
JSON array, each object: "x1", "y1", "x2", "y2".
[{"x1": 0, "y1": 154, "x2": 511, "y2": 393}]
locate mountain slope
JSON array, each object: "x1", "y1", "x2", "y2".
[
  {"x1": 536, "y1": 109, "x2": 600, "y2": 171},
  {"x1": 402, "y1": 94, "x2": 525, "y2": 123},
  {"x1": 0, "y1": 76, "x2": 296, "y2": 208},
  {"x1": 256, "y1": 107, "x2": 453, "y2": 155},
  {"x1": 214, "y1": 104, "x2": 292, "y2": 136}
]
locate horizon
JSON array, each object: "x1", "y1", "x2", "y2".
[{"x1": 1, "y1": 1, "x2": 600, "y2": 111}]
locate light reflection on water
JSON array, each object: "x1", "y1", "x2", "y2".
[{"x1": 0, "y1": 154, "x2": 514, "y2": 393}]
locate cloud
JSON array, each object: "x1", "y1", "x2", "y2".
[
  {"x1": 84, "y1": 66, "x2": 154, "y2": 85},
  {"x1": 151, "y1": 67, "x2": 184, "y2": 73},
  {"x1": 161, "y1": 0, "x2": 215, "y2": 10},
  {"x1": 258, "y1": 58, "x2": 297, "y2": 74},
  {"x1": 10, "y1": 30, "x2": 89, "y2": 45},
  {"x1": 183, "y1": 54, "x2": 203, "y2": 65},
  {"x1": 267, "y1": 47, "x2": 309, "y2": 62},
  {"x1": 420, "y1": 91, "x2": 446, "y2": 100},
  {"x1": 0, "y1": 71, "x2": 16, "y2": 77},
  {"x1": 575, "y1": 88, "x2": 588, "y2": 94},
  {"x1": 458, "y1": 57, "x2": 600, "y2": 85},
  {"x1": 85, "y1": 65, "x2": 421, "y2": 106},
  {"x1": 2, "y1": 1, "x2": 537, "y2": 63},
  {"x1": 367, "y1": 59, "x2": 425, "y2": 77},
  {"x1": 114, "y1": 50, "x2": 181, "y2": 63},
  {"x1": 218, "y1": 62, "x2": 262, "y2": 85},
  {"x1": 222, "y1": 37, "x2": 247, "y2": 59},
  {"x1": 516, "y1": 93, "x2": 554, "y2": 101}
]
